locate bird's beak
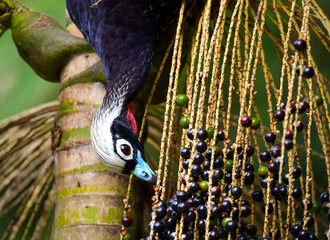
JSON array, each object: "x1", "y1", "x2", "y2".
[{"x1": 131, "y1": 151, "x2": 157, "y2": 185}]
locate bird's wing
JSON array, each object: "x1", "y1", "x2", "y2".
[{"x1": 66, "y1": 0, "x2": 179, "y2": 104}]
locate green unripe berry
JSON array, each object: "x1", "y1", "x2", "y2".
[
  {"x1": 123, "y1": 232, "x2": 132, "y2": 240},
  {"x1": 221, "y1": 217, "x2": 230, "y2": 228},
  {"x1": 311, "y1": 201, "x2": 322, "y2": 213},
  {"x1": 176, "y1": 94, "x2": 189, "y2": 106},
  {"x1": 180, "y1": 116, "x2": 189, "y2": 129},
  {"x1": 250, "y1": 117, "x2": 261, "y2": 129},
  {"x1": 315, "y1": 95, "x2": 323, "y2": 106},
  {"x1": 225, "y1": 160, "x2": 233, "y2": 172},
  {"x1": 214, "y1": 145, "x2": 221, "y2": 155},
  {"x1": 207, "y1": 126, "x2": 215, "y2": 139},
  {"x1": 258, "y1": 166, "x2": 268, "y2": 178},
  {"x1": 209, "y1": 218, "x2": 218, "y2": 229},
  {"x1": 199, "y1": 181, "x2": 209, "y2": 192}
]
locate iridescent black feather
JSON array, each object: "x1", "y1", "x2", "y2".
[{"x1": 66, "y1": 0, "x2": 179, "y2": 105}]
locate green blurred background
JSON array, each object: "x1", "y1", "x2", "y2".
[{"x1": 0, "y1": 0, "x2": 66, "y2": 121}]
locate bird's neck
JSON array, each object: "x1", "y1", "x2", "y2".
[
  {"x1": 126, "y1": 103, "x2": 138, "y2": 135},
  {"x1": 101, "y1": 83, "x2": 138, "y2": 135},
  {"x1": 99, "y1": 97, "x2": 138, "y2": 136}
]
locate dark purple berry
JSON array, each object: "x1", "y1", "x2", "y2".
[
  {"x1": 241, "y1": 205, "x2": 251, "y2": 217},
  {"x1": 232, "y1": 143, "x2": 243, "y2": 155},
  {"x1": 214, "y1": 158, "x2": 224, "y2": 168},
  {"x1": 306, "y1": 216, "x2": 314, "y2": 227},
  {"x1": 196, "y1": 141, "x2": 207, "y2": 153},
  {"x1": 241, "y1": 116, "x2": 252, "y2": 127},
  {"x1": 180, "y1": 147, "x2": 190, "y2": 159},
  {"x1": 197, "y1": 204, "x2": 208, "y2": 219},
  {"x1": 187, "y1": 128, "x2": 194, "y2": 140},
  {"x1": 245, "y1": 163, "x2": 254, "y2": 172},
  {"x1": 282, "y1": 174, "x2": 289, "y2": 185},
  {"x1": 303, "y1": 66, "x2": 315, "y2": 78},
  {"x1": 259, "y1": 151, "x2": 271, "y2": 162},
  {"x1": 211, "y1": 204, "x2": 221, "y2": 218},
  {"x1": 291, "y1": 187, "x2": 302, "y2": 199},
  {"x1": 197, "y1": 219, "x2": 205, "y2": 231},
  {"x1": 272, "y1": 157, "x2": 282, "y2": 168},
  {"x1": 245, "y1": 224, "x2": 257, "y2": 236},
  {"x1": 300, "y1": 199, "x2": 313, "y2": 210},
  {"x1": 298, "y1": 230, "x2": 310, "y2": 240},
  {"x1": 298, "y1": 102, "x2": 308, "y2": 114},
  {"x1": 225, "y1": 183, "x2": 232, "y2": 192},
  {"x1": 285, "y1": 129, "x2": 294, "y2": 140},
  {"x1": 268, "y1": 162, "x2": 278, "y2": 173},
  {"x1": 165, "y1": 217, "x2": 176, "y2": 229},
  {"x1": 182, "y1": 159, "x2": 189, "y2": 170},
  {"x1": 289, "y1": 103, "x2": 297, "y2": 114},
  {"x1": 208, "y1": 229, "x2": 220, "y2": 240},
  {"x1": 246, "y1": 146, "x2": 255, "y2": 157},
  {"x1": 310, "y1": 233, "x2": 318, "y2": 240},
  {"x1": 211, "y1": 186, "x2": 221, "y2": 198},
  {"x1": 176, "y1": 190, "x2": 188, "y2": 202},
  {"x1": 231, "y1": 186, "x2": 242, "y2": 199},
  {"x1": 271, "y1": 144, "x2": 281, "y2": 157},
  {"x1": 280, "y1": 101, "x2": 287, "y2": 109},
  {"x1": 205, "y1": 148, "x2": 220, "y2": 160},
  {"x1": 194, "y1": 153, "x2": 204, "y2": 164},
  {"x1": 221, "y1": 200, "x2": 232, "y2": 212},
  {"x1": 244, "y1": 171, "x2": 255, "y2": 185},
  {"x1": 262, "y1": 203, "x2": 274, "y2": 214},
  {"x1": 213, "y1": 168, "x2": 224, "y2": 181},
  {"x1": 252, "y1": 190, "x2": 263, "y2": 202},
  {"x1": 216, "y1": 129, "x2": 225, "y2": 141},
  {"x1": 260, "y1": 178, "x2": 269, "y2": 188},
  {"x1": 122, "y1": 215, "x2": 133, "y2": 227},
  {"x1": 265, "y1": 132, "x2": 276, "y2": 143},
  {"x1": 177, "y1": 202, "x2": 189, "y2": 213},
  {"x1": 193, "y1": 196, "x2": 204, "y2": 207},
  {"x1": 153, "y1": 221, "x2": 165, "y2": 232},
  {"x1": 189, "y1": 181, "x2": 199, "y2": 193},
  {"x1": 197, "y1": 129, "x2": 208, "y2": 140},
  {"x1": 226, "y1": 220, "x2": 238, "y2": 232},
  {"x1": 320, "y1": 191, "x2": 329, "y2": 203},
  {"x1": 294, "y1": 39, "x2": 307, "y2": 51},
  {"x1": 292, "y1": 167, "x2": 301, "y2": 179},
  {"x1": 296, "y1": 65, "x2": 301, "y2": 75},
  {"x1": 185, "y1": 209, "x2": 196, "y2": 222},
  {"x1": 155, "y1": 207, "x2": 167, "y2": 220},
  {"x1": 284, "y1": 139, "x2": 293, "y2": 150},
  {"x1": 291, "y1": 223, "x2": 302, "y2": 236},
  {"x1": 293, "y1": 121, "x2": 304, "y2": 132},
  {"x1": 224, "y1": 172, "x2": 232, "y2": 183},
  {"x1": 323, "y1": 201, "x2": 329, "y2": 212},
  {"x1": 278, "y1": 185, "x2": 288, "y2": 198},
  {"x1": 274, "y1": 109, "x2": 285, "y2": 121},
  {"x1": 191, "y1": 164, "x2": 202, "y2": 177}
]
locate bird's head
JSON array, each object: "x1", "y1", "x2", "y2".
[{"x1": 91, "y1": 103, "x2": 156, "y2": 185}]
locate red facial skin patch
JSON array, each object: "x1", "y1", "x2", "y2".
[{"x1": 126, "y1": 103, "x2": 138, "y2": 135}]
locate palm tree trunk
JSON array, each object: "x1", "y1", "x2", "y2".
[{"x1": 52, "y1": 32, "x2": 146, "y2": 240}]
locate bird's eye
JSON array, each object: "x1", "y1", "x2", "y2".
[
  {"x1": 116, "y1": 139, "x2": 133, "y2": 160},
  {"x1": 120, "y1": 144, "x2": 131, "y2": 156}
]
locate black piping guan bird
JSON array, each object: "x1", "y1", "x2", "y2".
[{"x1": 66, "y1": 0, "x2": 180, "y2": 184}]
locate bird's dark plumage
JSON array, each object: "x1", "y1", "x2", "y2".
[
  {"x1": 66, "y1": 0, "x2": 177, "y2": 105},
  {"x1": 66, "y1": 0, "x2": 180, "y2": 184}
]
